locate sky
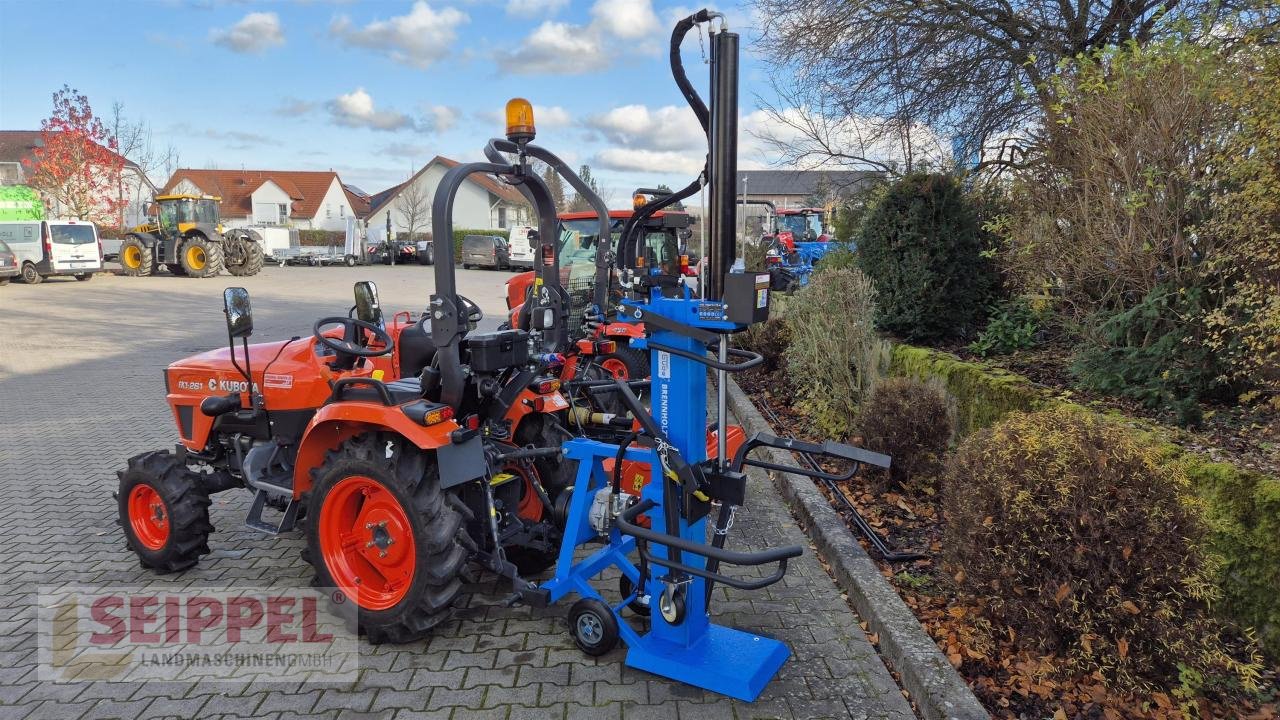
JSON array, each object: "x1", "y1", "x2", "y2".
[{"x1": 0, "y1": 0, "x2": 799, "y2": 203}]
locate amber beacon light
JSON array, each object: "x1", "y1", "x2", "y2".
[{"x1": 505, "y1": 98, "x2": 536, "y2": 143}]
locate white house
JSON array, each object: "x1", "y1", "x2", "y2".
[
  {"x1": 364, "y1": 156, "x2": 531, "y2": 242},
  {"x1": 161, "y1": 169, "x2": 358, "y2": 231},
  {"x1": 0, "y1": 130, "x2": 157, "y2": 228}
]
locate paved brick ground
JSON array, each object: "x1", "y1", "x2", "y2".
[{"x1": 0, "y1": 267, "x2": 916, "y2": 720}]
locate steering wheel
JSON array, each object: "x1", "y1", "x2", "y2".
[
  {"x1": 313, "y1": 317, "x2": 395, "y2": 358},
  {"x1": 417, "y1": 295, "x2": 484, "y2": 332}
]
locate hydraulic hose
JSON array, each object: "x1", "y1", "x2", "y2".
[{"x1": 617, "y1": 10, "x2": 717, "y2": 270}]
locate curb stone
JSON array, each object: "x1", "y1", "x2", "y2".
[{"x1": 726, "y1": 377, "x2": 990, "y2": 720}]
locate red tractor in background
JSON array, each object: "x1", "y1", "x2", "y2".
[
  {"x1": 504, "y1": 207, "x2": 695, "y2": 381},
  {"x1": 772, "y1": 207, "x2": 829, "y2": 253}
]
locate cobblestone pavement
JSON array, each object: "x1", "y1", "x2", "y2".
[{"x1": 0, "y1": 267, "x2": 916, "y2": 720}]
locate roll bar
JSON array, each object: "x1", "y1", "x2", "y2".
[
  {"x1": 485, "y1": 139, "x2": 612, "y2": 312},
  {"x1": 429, "y1": 159, "x2": 560, "y2": 409}
]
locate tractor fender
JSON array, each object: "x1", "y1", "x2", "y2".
[
  {"x1": 291, "y1": 401, "x2": 461, "y2": 498},
  {"x1": 183, "y1": 224, "x2": 224, "y2": 243},
  {"x1": 129, "y1": 231, "x2": 160, "y2": 248}
]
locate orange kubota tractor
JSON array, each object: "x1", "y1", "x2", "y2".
[
  {"x1": 118, "y1": 102, "x2": 614, "y2": 641},
  {"x1": 503, "y1": 204, "x2": 696, "y2": 381}
]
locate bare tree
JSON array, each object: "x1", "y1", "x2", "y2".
[
  {"x1": 751, "y1": 0, "x2": 1275, "y2": 172},
  {"x1": 395, "y1": 170, "x2": 430, "y2": 239}
]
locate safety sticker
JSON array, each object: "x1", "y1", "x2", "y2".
[{"x1": 264, "y1": 373, "x2": 294, "y2": 389}]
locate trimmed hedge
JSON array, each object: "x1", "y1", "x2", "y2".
[
  {"x1": 298, "y1": 229, "x2": 344, "y2": 247},
  {"x1": 888, "y1": 343, "x2": 1280, "y2": 657}
]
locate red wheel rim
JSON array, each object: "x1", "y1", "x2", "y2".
[
  {"x1": 128, "y1": 484, "x2": 170, "y2": 550},
  {"x1": 318, "y1": 475, "x2": 417, "y2": 611},
  {"x1": 600, "y1": 357, "x2": 629, "y2": 380},
  {"x1": 508, "y1": 464, "x2": 543, "y2": 522}
]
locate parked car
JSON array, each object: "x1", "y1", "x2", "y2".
[
  {"x1": 461, "y1": 234, "x2": 510, "y2": 270},
  {"x1": 0, "y1": 240, "x2": 18, "y2": 285},
  {"x1": 0, "y1": 219, "x2": 102, "y2": 283}
]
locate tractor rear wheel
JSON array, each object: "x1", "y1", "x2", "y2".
[
  {"x1": 305, "y1": 433, "x2": 466, "y2": 644},
  {"x1": 118, "y1": 236, "x2": 153, "y2": 276},
  {"x1": 179, "y1": 235, "x2": 224, "y2": 278},
  {"x1": 117, "y1": 450, "x2": 213, "y2": 573},
  {"x1": 225, "y1": 234, "x2": 265, "y2": 277},
  {"x1": 599, "y1": 347, "x2": 649, "y2": 381}
]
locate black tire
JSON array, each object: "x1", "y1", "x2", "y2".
[
  {"x1": 618, "y1": 575, "x2": 651, "y2": 616},
  {"x1": 166, "y1": 263, "x2": 187, "y2": 276},
  {"x1": 74, "y1": 273, "x2": 92, "y2": 281},
  {"x1": 20, "y1": 262, "x2": 42, "y2": 284},
  {"x1": 179, "y1": 234, "x2": 223, "y2": 278},
  {"x1": 461, "y1": 263, "x2": 470, "y2": 270},
  {"x1": 117, "y1": 450, "x2": 213, "y2": 573},
  {"x1": 569, "y1": 598, "x2": 620, "y2": 656},
  {"x1": 304, "y1": 432, "x2": 467, "y2": 644},
  {"x1": 418, "y1": 250, "x2": 432, "y2": 266},
  {"x1": 118, "y1": 235, "x2": 153, "y2": 277},
  {"x1": 599, "y1": 346, "x2": 649, "y2": 381},
  {"x1": 345, "y1": 254, "x2": 358, "y2": 267},
  {"x1": 225, "y1": 236, "x2": 264, "y2": 277},
  {"x1": 425, "y1": 246, "x2": 434, "y2": 265}
]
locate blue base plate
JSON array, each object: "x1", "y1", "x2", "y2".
[{"x1": 625, "y1": 623, "x2": 790, "y2": 702}]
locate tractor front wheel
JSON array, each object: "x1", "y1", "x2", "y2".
[
  {"x1": 179, "y1": 235, "x2": 224, "y2": 278},
  {"x1": 118, "y1": 236, "x2": 153, "y2": 276},
  {"x1": 225, "y1": 235, "x2": 265, "y2": 277},
  {"x1": 117, "y1": 450, "x2": 213, "y2": 573},
  {"x1": 305, "y1": 433, "x2": 466, "y2": 644}
]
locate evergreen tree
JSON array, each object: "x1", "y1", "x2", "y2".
[
  {"x1": 539, "y1": 163, "x2": 566, "y2": 212},
  {"x1": 655, "y1": 183, "x2": 685, "y2": 210},
  {"x1": 568, "y1": 164, "x2": 604, "y2": 212}
]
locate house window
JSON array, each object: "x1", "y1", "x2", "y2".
[
  {"x1": 326, "y1": 204, "x2": 332, "y2": 219},
  {"x1": 339, "y1": 205, "x2": 345, "y2": 217},
  {"x1": 279, "y1": 204, "x2": 288, "y2": 221},
  {"x1": 498, "y1": 206, "x2": 508, "y2": 228}
]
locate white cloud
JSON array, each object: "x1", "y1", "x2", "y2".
[
  {"x1": 593, "y1": 148, "x2": 704, "y2": 175},
  {"x1": 327, "y1": 88, "x2": 415, "y2": 131},
  {"x1": 590, "y1": 0, "x2": 659, "y2": 40},
  {"x1": 497, "y1": 0, "x2": 663, "y2": 75},
  {"x1": 331, "y1": 1, "x2": 469, "y2": 69},
  {"x1": 506, "y1": 0, "x2": 569, "y2": 17},
  {"x1": 495, "y1": 21, "x2": 604, "y2": 75},
  {"x1": 425, "y1": 105, "x2": 461, "y2": 132},
  {"x1": 210, "y1": 12, "x2": 285, "y2": 54},
  {"x1": 584, "y1": 104, "x2": 704, "y2": 152},
  {"x1": 274, "y1": 98, "x2": 315, "y2": 117}
]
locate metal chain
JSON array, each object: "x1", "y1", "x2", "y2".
[
  {"x1": 696, "y1": 23, "x2": 707, "y2": 64},
  {"x1": 713, "y1": 506, "x2": 737, "y2": 536}
]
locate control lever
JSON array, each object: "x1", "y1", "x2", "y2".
[{"x1": 729, "y1": 432, "x2": 889, "y2": 482}]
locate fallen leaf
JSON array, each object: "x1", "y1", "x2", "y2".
[
  {"x1": 1120, "y1": 600, "x2": 1141, "y2": 615},
  {"x1": 1117, "y1": 637, "x2": 1129, "y2": 659},
  {"x1": 947, "y1": 606, "x2": 966, "y2": 619},
  {"x1": 947, "y1": 652, "x2": 963, "y2": 668},
  {"x1": 1055, "y1": 582, "x2": 1071, "y2": 603},
  {"x1": 954, "y1": 569, "x2": 966, "y2": 583},
  {"x1": 1054, "y1": 709, "x2": 1068, "y2": 720}
]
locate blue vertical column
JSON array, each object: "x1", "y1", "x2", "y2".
[{"x1": 643, "y1": 323, "x2": 710, "y2": 646}]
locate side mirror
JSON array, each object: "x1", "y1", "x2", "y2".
[
  {"x1": 223, "y1": 287, "x2": 253, "y2": 339},
  {"x1": 353, "y1": 281, "x2": 383, "y2": 326}
]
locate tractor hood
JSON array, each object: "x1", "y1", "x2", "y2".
[{"x1": 165, "y1": 338, "x2": 332, "y2": 410}]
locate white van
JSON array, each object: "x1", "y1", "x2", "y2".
[
  {"x1": 0, "y1": 219, "x2": 103, "y2": 283},
  {"x1": 506, "y1": 225, "x2": 537, "y2": 269}
]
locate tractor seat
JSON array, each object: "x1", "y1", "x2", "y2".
[
  {"x1": 397, "y1": 324, "x2": 437, "y2": 379},
  {"x1": 331, "y1": 377, "x2": 423, "y2": 406}
]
